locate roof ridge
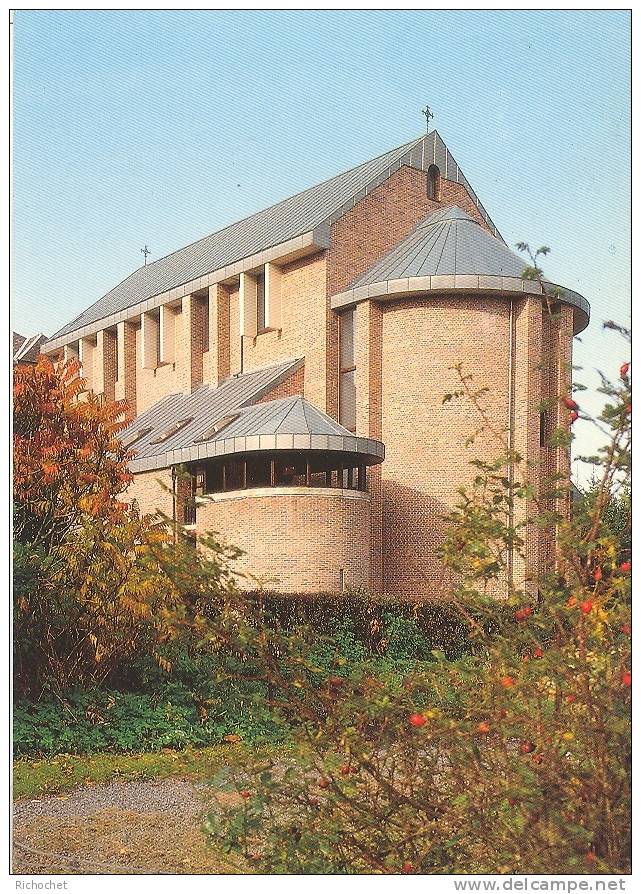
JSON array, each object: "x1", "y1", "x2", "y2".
[
  {"x1": 118, "y1": 136, "x2": 424, "y2": 277},
  {"x1": 49, "y1": 138, "x2": 423, "y2": 341}
]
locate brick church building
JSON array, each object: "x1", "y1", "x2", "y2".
[{"x1": 43, "y1": 131, "x2": 590, "y2": 597}]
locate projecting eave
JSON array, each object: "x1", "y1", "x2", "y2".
[
  {"x1": 331, "y1": 275, "x2": 590, "y2": 335},
  {"x1": 330, "y1": 206, "x2": 590, "y2": 334},
  {"x1": 127, "y1": 393, "x2": 385, "y2": 474}
]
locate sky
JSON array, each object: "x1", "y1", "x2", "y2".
[{"x1": 11, "y1": 10, "x2": 631, "y2": 482}]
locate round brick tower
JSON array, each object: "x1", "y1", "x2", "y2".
[{"x1": 331, "y1": 206, "x2": 589, "y2": 598}]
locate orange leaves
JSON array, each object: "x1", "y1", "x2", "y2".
[{"x1": 14, "y1": 357, "x2": 135, "y2": 539}]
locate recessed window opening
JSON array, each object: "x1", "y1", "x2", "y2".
[
  {"x1": 427, "y1": 164, "x2": 441, "y2": 201},
  {"x1": 195, "y1": 413, "x2": 240, "y2": 443},
  {"x1": 151, "y1": 417, "x2": 194, "y2": 445},
  {"x1": 153, "y1": 309, "x2": 161, "y2": 364},
  {"x1": 338, "y1": 310, "x2": 357, "y2": 433},
  {"x1": 122, "y1": 426, "x2": 153, "y2": 449},
  {"x1": 539, "y1": 411, "x2": 549, "y2": 448},
  {"x1": 112, "y1": 329, "x2": 119, "y2": 382},
  {"x1": 256, "y1": 271, "x2": 266, "y2": 332},
  {"x1": 201, "y1": 297, "x2": 210, "y2": 353}
]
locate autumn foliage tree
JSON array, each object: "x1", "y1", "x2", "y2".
[{"x1": 13, "y1": 356, "x2": 238, "y2": 696}]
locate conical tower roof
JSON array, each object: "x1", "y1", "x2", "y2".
[{"x1": 332, "y1": 206, "x2": 589, "y2": 334}]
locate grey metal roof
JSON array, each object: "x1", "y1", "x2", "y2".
[
  {"x1": 351, "y1": 206, "x2": 529, "y2": 284},
  {"x1": 125, "y1": 364, "x2": 384, "y2": 474},
  {"x1": 49, "y1": 131, "x2": 500, "y2": 343},
  {"x1": 189, "y1": 395, "x2": 385, "y2": 465},
  {"x1": 342, "y1": 206, "x2": 590, "y2": 333},
  {"x1": 124, "y1": 358, "x2": 304, "y2": 471}
]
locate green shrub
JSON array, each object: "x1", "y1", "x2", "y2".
[{"x1": 13, "y1": 684, "x2": 288, "y2": 758}]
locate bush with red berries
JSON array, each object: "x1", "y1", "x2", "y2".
[{"x1": 205, "y1": 313, "x2": 630, "y2": 874}]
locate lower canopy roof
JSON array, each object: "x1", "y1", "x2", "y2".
[{"x1": 126, "y1": 378, "x2": 384, "y2": 474}]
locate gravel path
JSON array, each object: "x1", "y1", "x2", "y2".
[{"x1": 13, "y1": 777, "x2": 238, "y2": 875}]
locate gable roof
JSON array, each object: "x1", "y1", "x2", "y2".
[
  {"x1": 48, "y1": 131, "x2": 500, "y2": 346},
  {"x1": 13, "y1": 332, "x2": 49, "y2": 364}
]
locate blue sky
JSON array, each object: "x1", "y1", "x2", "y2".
[{"x1": 12, "y1": 10, "x2": 630, "y2": 478}]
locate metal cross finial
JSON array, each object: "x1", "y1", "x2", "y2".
[
  {"x1": 422, "y1": 105, "x2": 434, "y2": 134},
  {"x1": 141, "y1": 245, "x2": 151, "y2": 265}
]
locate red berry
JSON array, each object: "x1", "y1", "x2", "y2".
[
  {"x1": 531, "y1": 754, "x2": 544, "y2": 765},
  {"x1": 567, "y1": 596, "x2": 578, "y2": 607},
  {"x1": 519, "y1": 741, "x2": 536, "y2": 754},
  {"x1": 580, "y1": 600, "x2": 593, "y2": 615},
  {"x1": 477, "y1": 721, "x2": 491, "y2": 734},
  {"x1": 240, "y1": 790, "x2": 251, "y2": 799},
  {"x1": 566, "y1": 694, "x2": 577, "y2": 704},
  {"x1": 593, "y1": 566, "x2": 602, "y2": 582},
  {"x1": 562, "y1": 396, "x2": 579, "y2": 411},
  {"x1": 620, "y1": 561, "x2": 631, "y2": 573},
  {"x1": 340, "y1": 765, "x2": 351, "y2": 776},
  {"x1": 586, "y1": 851, "x2": 597, "y2": 863},
  {"x1": 318, "y1": 777, "x2": 330, "y2": 789},
  {"x1": 625, "y1": 403, "x2": 632, "y2": 415},
  {"x1": 401, "y1": 861, "x2": 413, "y2": 874},
  {"x1": 515, "y1": 606, "x2": 532, "y2": 622},
  {"x1": 621, "y1": 671, "x2": 632, "y2": 687},
  {"x1": 501, "y1": 676, "x2": 515, "y2": 688},
  {"x1": 569, "y1": 410, "x2": 579, "y2": 423},
  {"x1": 620, "y1": 362, "x2": 630, "y2": 378},
  {"x1": 533, "y1": 647, "x2": 544, "y2": 659},
  {"x1": 409, "y1": 713, "x2": 427, "y2": 728},
  {"x1": 620, "y1": 623, "x2": 631, "y2": 636}
]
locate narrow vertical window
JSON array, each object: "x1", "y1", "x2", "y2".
[
  {"x1": 155, "y1": 311, "x2": 161, "y2": 363},
  {"x1": 339, "y1": 309, "x2": 357, "y2": 433},
  {"x1": 256, "y1": 272, "x2": 266, "y2": 332},
  {"x1": 112, "y1": 328, "x2": 119, "y2": 382},
  {"x1": 201, "y1": 297, "x2": 210, "y2": 353},
  {"x1": 427, "y1": 164, "x2": 441, "y2": 201},
  {"x1": 540, "y1": 411, "x2": 548, "y2": 447}
]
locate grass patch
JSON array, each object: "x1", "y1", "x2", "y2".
[{"x1": 13, "y1": 742, "x2": 277, "y2": 800}]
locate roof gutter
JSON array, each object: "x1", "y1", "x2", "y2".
[
  {"x1": 330, "y1": 276, "x2": 590, "y2": 335},
  {"x1": 43, "y1": 227, "x2": 331, "y2": 353}
]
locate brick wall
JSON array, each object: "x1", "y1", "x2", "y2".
[
  {"x1": 239, "y1": 253, "x2": 328, "y2": 411},
  {"x1": 539, "y1": 303, "x2": 574, "y2": 572},
  {"x1": 125, "y1": 468, "x2": 174, "y2": 519},
  {"x1": 354, "y1": 300, "x2": 383, "y2": 590},
  {"x1": 327, "y1": 165, "x2": 492, "y2": 299},
  {"x1": 379, "y1": 296, "x2": 513, "y2": 597},
  {"x1": 196, "y1": 487, "x2": 371, "y2": 593},
  {"x1": 325, "y1": 165, "x2": 492, "y2": 418},
  {"x1": 256, "y1": 363, "x2": 305, "y2": 403}
]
